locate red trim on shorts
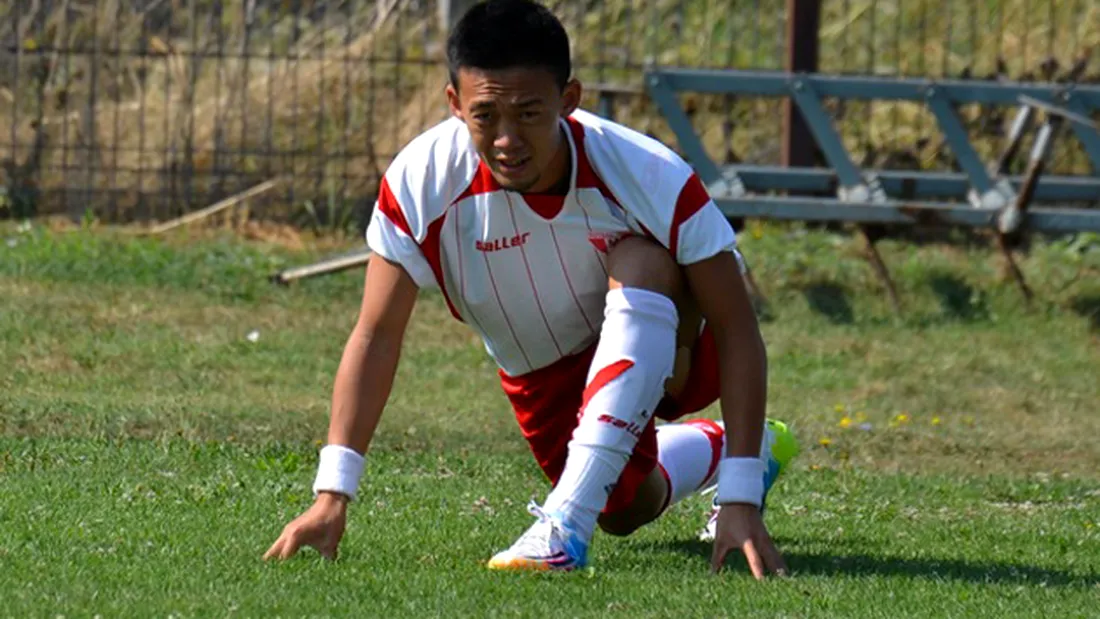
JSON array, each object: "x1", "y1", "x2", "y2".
[
  {"x1": 580, "y1": 359, "x2": 635, "y2": 411},
  {"x1": 500, "y1": 322, "x2": 723, "y2": 519},
  {"x1": 498, "y1": 344, "x2": 659, "y2": 517},
  {"x1": 684, "y1": 418, "x2": 725, "y2": 489},
  {"x1": 668, "y1": 173, "x2": 711, "y2": 257}
]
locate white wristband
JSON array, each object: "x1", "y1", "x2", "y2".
[
  {"x1": 715, "y1": 457, "x2": 766, "y2": 507},
  {"x1": 312, "y1": 444, "x2": 366, "y2": 501}
]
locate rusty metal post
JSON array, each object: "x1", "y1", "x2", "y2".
[{"x1": 782, "y1": 0, "x2": 820, "y2": 170}]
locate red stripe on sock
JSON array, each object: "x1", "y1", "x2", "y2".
[
  {"x1": 579, "y1": 359, "x2": 635, "y2": 412},
  {"x1": 684, "y1": 419, "x2": 725, "y2": 489}
]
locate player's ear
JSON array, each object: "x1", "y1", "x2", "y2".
[
  {"x1": 560, "y1": 78, "x2": 582, "y2": 117},
  {"x1": 446, "y1": 82, "x2": 464, "y2": 121}
]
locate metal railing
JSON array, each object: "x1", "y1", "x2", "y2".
[{"x1": 0, "y1": 0, "x2": 1093, "y2": 225}]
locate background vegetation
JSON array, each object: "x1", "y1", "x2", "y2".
[{"x1": 1, "y1": 0, "x2": 1097, "y2": 225}]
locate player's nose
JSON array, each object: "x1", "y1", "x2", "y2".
[{"x1": 493, "y1": 120, "x2": 525, "y2": 151}]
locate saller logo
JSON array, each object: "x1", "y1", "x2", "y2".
[
  {"x1": 477, "y1": 232, "x2": 530, "y2": 252},
  {"x1": 596, "y1": 413, "x2": 644, "y2": 439}
]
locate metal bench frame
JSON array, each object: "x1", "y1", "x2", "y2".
[{"x1": 643, "y1": 68, "x2": 1100, "y2": 234}]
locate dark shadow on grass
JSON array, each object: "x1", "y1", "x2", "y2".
[
  {"x1": 928, "y1": 273, "x2": 989, "y2": 322},
  {"x1": 802, "y1": 282, "x2": 854, "y2": 325},
  {"x1": 640, "y1": 539, "x2": 1097, "y2": 588},
  {"x1": 1069, "y1": 293, "x2": 1100, "y2": 333}
]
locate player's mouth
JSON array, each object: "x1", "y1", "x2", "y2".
[{"x1": 496, "y1": 156, "x2": 532, "y2": 178}]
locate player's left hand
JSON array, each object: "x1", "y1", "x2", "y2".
[{"x1": 709, "y1": 503, "x2": 788, "y2": 579}]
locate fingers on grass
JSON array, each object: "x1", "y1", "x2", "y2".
[
  {"x1": 710, "y1": 541, "x2": 729, "y2": 574},
  {"x1": 759, "y1": 537, "x2": 788, "y2": 576},
  {"x1": 741, "y1": 539, "x2": 766, "y2": 580},
  {"x1": 263, "y1": 537, "x2": 287, "y2": 561}
]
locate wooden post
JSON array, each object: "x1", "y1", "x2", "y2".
[{"x1": 782, "y1": 0, "x2": 820, "y2": 169}]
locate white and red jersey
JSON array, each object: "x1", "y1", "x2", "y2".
[{"x1": 365, "y1": 109, "x2": 741, "y2": 377}]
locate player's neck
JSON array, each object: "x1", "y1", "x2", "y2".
[{"x1": 524, "y1": 128, "x2": 572, "y2": 197}]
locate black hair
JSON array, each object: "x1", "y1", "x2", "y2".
[{"x1": 446, "y1": 0, "x2": 572, "y2": 91}]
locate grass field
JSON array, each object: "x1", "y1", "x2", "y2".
[{"x1": 1, "y1": 220, "x2": 1098, "y2": 616}]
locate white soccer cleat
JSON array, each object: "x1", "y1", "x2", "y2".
[
  {"x1": 487, "y1": 501, "x2": 589, "y2": 572},
  {"x1": 698, "y1": 418, "x2": 799, "y2": 542}
]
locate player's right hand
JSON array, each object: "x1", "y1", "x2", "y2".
[{"x1": 263, "y1": 492, "x2": 349, "y2": 561}]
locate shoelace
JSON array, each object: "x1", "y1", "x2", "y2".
[{"x1": 509, "y1": 501, "x2": 559, "y2": 557}]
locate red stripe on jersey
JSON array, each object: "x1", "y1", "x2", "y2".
[
  {"x1": 452, "y1": 159, "x2": 501, "y2": 205},
  {"x1": 668, "y1": 173, "x2": 711, "y2": 257},
  {"x1": 482, "y1": 250, "x2": 535, "y2": 371},
  {"x1": 505, "y1": 195, "x2": 563, "y2": 357},
  {"x1": 549, "y1": 226, "x2": 595, "y2": 333},
  {"x1": 420, "y1": 216, "x2": 463, "y2": 322},
  {"x1": 566, "y1": 116, "x2": 621, "y2": 208},
  {"x1": 377, "y1": 177, "x2": 413, "y2": 238},
  {"x1": 580, "y1": 359, "x2": 635, "y2": 412}
]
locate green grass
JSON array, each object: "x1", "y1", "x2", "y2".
[
  {"x1": 1, "y1": 221, "x2": 1098, "y2": 616},
  {"x1": 1, "y1": 440, "x2": 1097, "y2": 617}
]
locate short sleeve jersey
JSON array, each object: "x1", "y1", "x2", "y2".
[{"x1": 366, "y1": 109, "x2": 742, "y2": 377}]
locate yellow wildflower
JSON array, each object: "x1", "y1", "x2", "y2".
[
  {"x1": 931, "y1": 416, "x2": 942, "y2": 426},
  {"x1": 818, "y1": 437, "x2": 833, "y2": 447},
  {"x1": 838, "y1": 416, "x2": 852, "y2": 429}
]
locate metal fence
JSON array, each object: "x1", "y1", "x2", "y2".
[{"x1": 0, "y1": 0, "x2": 1095, "y2": 225}]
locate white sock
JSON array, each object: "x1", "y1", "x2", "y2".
[
  {"x1": 655, "y1": 419, "x2": 726, "y2": 508},
  {"x1": 542, "y1": 287, "x2": 678, "y2": 542}
]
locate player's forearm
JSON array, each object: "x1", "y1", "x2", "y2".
[
  {"x1": 325, "y1": 326, "x2": 403, "y2": 455},
  {"x1": 715, "y1": 327, "x2": 768, "y2": 459}
]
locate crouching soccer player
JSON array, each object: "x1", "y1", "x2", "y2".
[{"x1": 263, "y1": 0, "x2": 798, "y2": 578}]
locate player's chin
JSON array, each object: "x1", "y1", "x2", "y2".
[{"x1": 494, "y1": 170, "x2": 539, "y2": 193}]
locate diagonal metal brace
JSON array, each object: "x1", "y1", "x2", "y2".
[
  {"x1": 925, "y1": 86, "x2": 1018, "y2": 212},
  {"x1": 785, "y1": 77, "x2": 901, "y2": 311},
  {"x1": 1061, "y1": 95, "x2": 1100, "y2": 175}
]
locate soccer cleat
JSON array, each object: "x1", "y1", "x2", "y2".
[
  {"x1": 698, "y1": 418, "x2": 799, "y2": 542},
  {"x1": 486, "y1": 501, "x2": 589, "y2": 572}
]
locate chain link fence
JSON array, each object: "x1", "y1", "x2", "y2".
[{"x1": 0, "y1": 0, "x2": 1095, "y2": 225}]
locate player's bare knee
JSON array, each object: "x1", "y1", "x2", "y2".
[
  {"x1": 597, "y1": 512, "x2": 643, "y2": 537},
  {"x1": 607, "y1": 236, "x2": 683, "y2": 299}
]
